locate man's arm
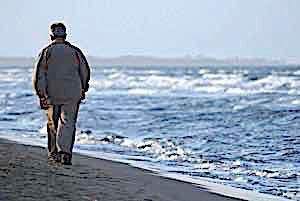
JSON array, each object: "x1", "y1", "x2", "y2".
[
  {"x1": 76, "y1": 49, "x2": 90, "y2": 93},
  {"x1": 32, "y1": 49, "x2": 48, "y2": 98}
]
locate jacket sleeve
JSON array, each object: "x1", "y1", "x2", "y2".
[
  {"x1": 76, "y1": 50, "x2": 90, "y2": 92},
  {"x1": 32, "y1": 49, "x2": 48, "y2": 98}
]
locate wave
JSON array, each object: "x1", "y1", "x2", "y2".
[
  {"x1": 90, "y1": 69, "x2": 300, "y2": 97},
  {"x1": 60, "y1": 128, "x2": 300, "y2": 200}
]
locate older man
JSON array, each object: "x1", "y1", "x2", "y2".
[{"x1": 33, "y1": 22, "x2": 90, "y2": 165}]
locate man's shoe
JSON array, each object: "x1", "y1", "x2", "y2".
[{"x1": 60, "y1": 152, "x2": 72, "y2": 165}]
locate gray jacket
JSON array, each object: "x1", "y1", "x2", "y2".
[{"x1": 33, "y1": 41, "x2": 90, "y2": 104}]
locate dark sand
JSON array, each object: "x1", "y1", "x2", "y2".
[{"x1": 0, "y1": 138, "x2": 244, "y2": 201}]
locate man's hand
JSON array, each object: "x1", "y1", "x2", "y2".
[
  {"x1": 39, "y1": 96, "x2": 49, "y2": 110},
  {"x1": 81, "y1": 90, "x2": 85, "y2": 100}
]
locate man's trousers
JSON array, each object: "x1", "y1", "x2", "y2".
[{"x1": 46, "y1": 102, "x2": 80, "y2": 157}]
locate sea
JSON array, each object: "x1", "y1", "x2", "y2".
[{"x1": 0, "y1": 64, "x2": 299, "y2": 200}]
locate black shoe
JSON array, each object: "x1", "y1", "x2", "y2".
[{"x1": 60, "y1": 152, "x2": 72, "y2": 165}]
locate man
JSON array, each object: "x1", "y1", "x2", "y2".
[{"x1": 33, "y1": 22, "x2": 90, "y2": 165}]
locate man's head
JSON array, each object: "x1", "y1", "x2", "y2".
[{"x1": 49, "y1": 22, "x2": 67, "y2": 41}]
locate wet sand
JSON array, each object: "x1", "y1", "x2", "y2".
[{"x1": 0, "y1": 138, "x2": 244, "y2": 201}]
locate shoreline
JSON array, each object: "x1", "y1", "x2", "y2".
[
  {"x1": 0, "y1": 138, "x2": 243, "y2": 201},
  {"x1": 0, "y1": 137, "x2": 288, "y2": 201}
]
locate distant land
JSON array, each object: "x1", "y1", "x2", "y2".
[{"x1": 0, "y1": 55, "x2": 295, "y2": 67}]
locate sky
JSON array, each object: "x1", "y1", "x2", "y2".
[{"x1": 1, "y1": 0, "x2": 300, "y2": 62}]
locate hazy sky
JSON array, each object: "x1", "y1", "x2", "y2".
[{"x1": 1, "y1": 0, "x2": 299, "y2": 61}]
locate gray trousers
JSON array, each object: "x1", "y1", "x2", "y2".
[{"x1": 46, "y1": 102, "x2": 80, "y2": 157}]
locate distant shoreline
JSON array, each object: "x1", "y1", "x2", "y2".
[{"x1": 0, "y1": 56, "x2": 296, "y2": 67}]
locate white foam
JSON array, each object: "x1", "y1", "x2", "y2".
[
  {"x1": 89, "y1": 69, "x2": 300, "y2": 97},
  {"x1": 76, "y1": 133, "x2": 99, "y2": 144},
  {"x1": 198, "y1": 69, "x2": 210, "y2": 74},
  {"x1": 194, "y1": 86, "x2": 225, "y2": 93},
  {"x1": 251, "y1": 75, "x2": 293, "y2": 90},
  {"x1": 128, "y1": 88, "x2": 157, "y2": 96},
  {"x1": 291, "y1": 100, "x2": 300, "y2": 105},
  {"x1": 39, "y1": 125, "x2": 47, "y2": 135},
  {"x1": 293, "y1": 70, "x2": 300, "y2": 75},
  {"x1": 161, "y1": 173, "x2": 290, "y2": 201},
  {"x1": 234, "y1": 176, "x2": 248, "y2": 183}
]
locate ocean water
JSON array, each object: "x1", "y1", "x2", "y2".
[{"x1": 0, "y1": 64, "x2": 300, "y2": 200}]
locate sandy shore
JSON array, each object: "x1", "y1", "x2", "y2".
[{"x1": 0, "y1": 138, "x2": 244, "y2": 201}]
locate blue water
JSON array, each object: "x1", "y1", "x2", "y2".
[{"x1": 0, "y1": 65, "x2": 300, "y2": 200}]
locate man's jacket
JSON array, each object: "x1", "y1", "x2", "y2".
[{"x1": 33, "y1": 41, "x2": 90, "y2": 104}]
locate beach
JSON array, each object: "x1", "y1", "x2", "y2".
[{"x1": 0, "y1": 138, "x2": 245, "y2": 201}]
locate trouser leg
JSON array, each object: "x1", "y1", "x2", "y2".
[
  {"x1": 56, "y1": 102, "x2": 80, "y2": 156},
  {"x1": 46, "y1": 105, "x2": 61, "y2": 157}
]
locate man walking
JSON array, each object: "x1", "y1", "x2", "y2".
[{"x1": 33, "y1": 22, "x2": 90, "y2": 165}]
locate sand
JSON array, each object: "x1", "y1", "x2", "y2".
[{"x1": 0, "y1": 138, "x2": 244, "y2": 201}]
